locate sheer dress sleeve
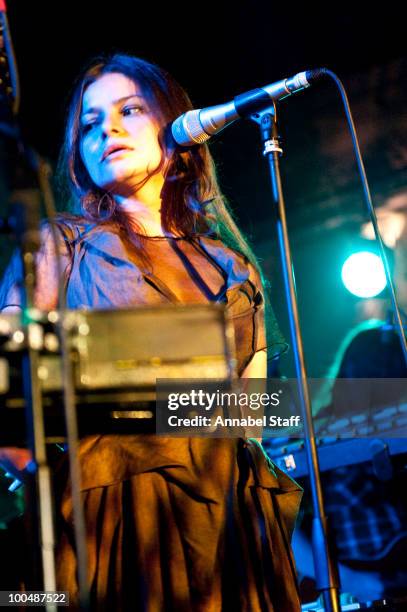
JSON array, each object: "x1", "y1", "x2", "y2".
[
  {"x1": 0, "y1": 220, "x2": 73, "y2": 312},
  {"x1": 247, "y1": 262, "x2": 267, "y2": 353},
  {"x1": 245, "y1": 261, "x2": 287, "y2": 360}
]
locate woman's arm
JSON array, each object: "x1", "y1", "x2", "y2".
[
  {"x1": 240, "y1": 349, "x2": 267, "y2": 442},
  {"x1": 241, "y1": 348, "x2": 267, "y2": 378},
  {"x1": 0, "y1": 221, "x2": 72, "y2": 476},
  {"x1": 0, "y1": 221, "x2": 72, "y2": 312}
]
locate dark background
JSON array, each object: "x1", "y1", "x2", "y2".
[{"x1": 2, "y1": 0, "x2": 407, "y2": 376}]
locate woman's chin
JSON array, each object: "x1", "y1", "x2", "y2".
[{"x1": 98, "y1": 172, "x2": 144, "y2": 197}]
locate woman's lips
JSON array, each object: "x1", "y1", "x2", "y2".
[
  {"x1": 103, "y1": 148, "x2": 133, "y2": 162},
  {"x1": 101, "y1": 144, "x2": 133, "y2": 162}
]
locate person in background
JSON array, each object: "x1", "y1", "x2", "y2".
[{"x1": 293, "y1": 228, "x2": 407, "y2": 603}]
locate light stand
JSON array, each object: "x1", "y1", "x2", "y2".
[
  {"x1": 1, "y1": 8, "x2": 89, "y2": 604},
  {"x1": 8, "y1": 144, "x2": 58, "y2": 611}
]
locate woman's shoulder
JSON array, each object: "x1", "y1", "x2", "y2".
[
  {"x1": 196, "y1": 234, "x2": 263, "y2": 290},
  {"x1": 197, "y1": 234, "x2": 248, "y2": 267},
  {"x1": 41, "y1": 213, "x2": 114, "y2": 244}
]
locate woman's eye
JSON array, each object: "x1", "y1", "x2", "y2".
[
  {"x1": 122, "y1": 105, "x2": 143, "y2": 117},
  {"x1": 81, "y1": 122, "x2": 97, "y2": 134}
]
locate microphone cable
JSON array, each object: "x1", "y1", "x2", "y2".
[{"x1": 319, "y1": 68, "x2": 407, "y2": 367}]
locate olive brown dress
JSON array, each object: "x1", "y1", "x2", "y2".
[{"x1": 0, "y1": 218, "x2": 303, "y2": 611}]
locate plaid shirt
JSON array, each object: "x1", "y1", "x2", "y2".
[
  {"x1": 307, "y1": 317, "x2": 407, "y2": 562},
  {"x1": 319, "y1": 460, "x2": 407, "y2": 561}
]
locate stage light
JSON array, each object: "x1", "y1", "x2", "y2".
[{"x1": 341, "y1": 251, "x2": 387, "y2": 298}]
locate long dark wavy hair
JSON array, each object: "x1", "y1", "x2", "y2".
[{"x1": 56, "y1": 52, "x2": 263, "y2": 271}]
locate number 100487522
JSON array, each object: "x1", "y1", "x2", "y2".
[{"x1": 0, "y1": 592, "x2": 69, "y2": 606}]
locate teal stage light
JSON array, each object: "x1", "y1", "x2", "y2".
[{"x1": 341, "y1": 251, "x2": 387, "y2": 298}]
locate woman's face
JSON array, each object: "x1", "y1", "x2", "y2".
[{"x1": 80, "y1": 72, "x2": 163, "y2": 195}]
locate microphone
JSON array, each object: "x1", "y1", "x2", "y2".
[{"x1": 172, "y1": 68, "x2": 326, "y2": 146}]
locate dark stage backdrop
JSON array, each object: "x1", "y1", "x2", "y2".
[{"x1": 1, "y1": 1, "x2": 406, "y2": 377}]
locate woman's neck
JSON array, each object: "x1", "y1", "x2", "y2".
[{"x1": 114, "y1": 174, "x2": 167, "y2": 236}]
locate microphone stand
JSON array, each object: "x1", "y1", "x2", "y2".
[{"x1": 249, "y1": 104, "x2": 341, "y2": 612}]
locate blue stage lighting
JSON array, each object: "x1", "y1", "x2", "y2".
[{"x1": 341, "y1": 251, "x2": 387, "y2": 298}]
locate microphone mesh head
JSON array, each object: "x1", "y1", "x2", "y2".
[{"x1": 171, "y1": 110, "x2": 210, "y2": 146}]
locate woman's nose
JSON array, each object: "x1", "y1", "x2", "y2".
[{"x1": 101, "y1": 114, "x2": 125, "y2": 137}]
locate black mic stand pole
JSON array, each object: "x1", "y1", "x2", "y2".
[{"x1": 250, "y1": 105, "x2": 341, "y2": 612}]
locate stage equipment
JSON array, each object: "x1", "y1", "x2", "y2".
[{"x1": 0, "y1": 303, "x2": 236, "y2": 442}]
